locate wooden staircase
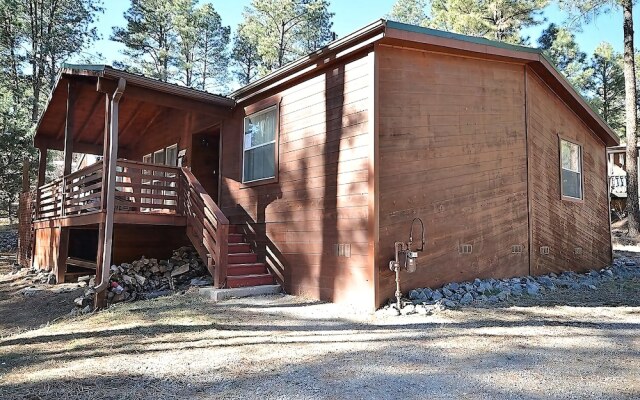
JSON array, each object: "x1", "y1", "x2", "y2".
[
  {"x1": 226, "y1": 225, "x2": 275, "y2": 288},
  {"x1": 180, "y1": 168, "x2": 275, "y2": 289}
]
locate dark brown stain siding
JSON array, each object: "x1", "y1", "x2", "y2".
[
  {"x1": 219, "y1": 52, "x2": 374, "y2": 307},
  {"x1": 526, "y1": 69, "x2": 612, "y2": 274},
  {"x1": 376, "y1": 46, "x2": 530, "y2": 305}
]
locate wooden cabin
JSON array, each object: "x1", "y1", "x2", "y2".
[{"x1": 19, "y1": 20, "x2": 619, "y2": 310}]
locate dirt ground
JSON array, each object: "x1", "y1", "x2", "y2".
[
  {"x1": 0, "y1": 255, "x2": 85, "y2": 338},
  {"x1": 0, "y1": 252, "x2": 639, "y2": 399}
]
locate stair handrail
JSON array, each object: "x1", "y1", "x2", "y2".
[{"x1": 178, "y1": 167, "x2": 229, "y2": 288}]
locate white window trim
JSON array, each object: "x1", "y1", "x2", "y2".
[
  {"x1": 560, "y1": 139, "x2": 583, "y2": 201},
  {"x1": 242, "y1": 106, "x2": 277, "y2": 184}
]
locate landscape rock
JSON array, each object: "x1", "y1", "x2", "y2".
[
  {"x1": 526, "y1": 282, "x2": 540, "y2": 296},
  {"x1": 460, "y1": 292, "x2": 473, "y2": 305},
  {"x1": 381, "y1": 255, "x2": 640, "y2": 316}
]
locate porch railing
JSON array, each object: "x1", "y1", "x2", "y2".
[
  {"x1": 178, "y1": 167, "x2": 229, "y2": 287},
  {"x1": 610, "y1": 175, "x2": 627, "y2": 196},
  {"x1": 35, "y1": 160, "x2": 182, "y2": 218},
  {"x1": 33, "y1": 159, "x2": 229, "y2": 288}
]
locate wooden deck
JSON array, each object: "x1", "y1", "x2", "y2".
[{"x1": 28, "y1": 159, "x2": 229, "y2": 289}]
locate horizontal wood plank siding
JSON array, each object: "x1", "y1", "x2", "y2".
[
  {"x1": 220, "y1": 52, "x2": 374, "y2": 307},
  {"x1": 376, "y1": 46, "x2": 530, "y2": 305},
  {"x1": 526, "y1": 69, "x2": 612, "y2": 274},
  {"x1": 33, "y1": 227, "x2": 61, "y2": 271}
]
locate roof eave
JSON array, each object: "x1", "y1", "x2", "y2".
[{"x1": 229, "y1": 19, "x2": 387, "y2": 100}]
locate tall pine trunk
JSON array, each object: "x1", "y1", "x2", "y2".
[{"x1": 622, "y1": 0, "x2": 640, "y2": 237}]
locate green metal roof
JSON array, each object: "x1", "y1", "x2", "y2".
[{"x1": 385, "y1": 20, "x2": 542, "y2": 54}]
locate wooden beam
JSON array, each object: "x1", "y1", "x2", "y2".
[
  {"x1": 117, "y1": 100, "x2": 146, "y2": 142},
  {"x1": 124, "y1": 85, "x2": 231, "y2": 117},
  {"x1": 127, "y1": 107, "x2": 165, "y2": 150},
  {"x1": 56, "y1": 227, "x2": 69, "y2": 284},
  {"x1": 74, "y1": 93, "x2": 104, "y2": 145},
  {"x1": 33, "y1": 136, "x2": 127, "y2": 156},
  {"x1": 37, "y1": 148, "x2": 47, "y2": 188},
  {"x1": 63, "y1": 81, "x2": 76, "y2": 176}
]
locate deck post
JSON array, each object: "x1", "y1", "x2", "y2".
[
  {"x1": 96, "y1": 78, "x2": 126, "y2": 308},
  {"x1": 55, "y1": 81, "x2": 76, "y2": 282},
  {"x1": 35, "y1": 148, "x2": 47, "y2": 220},
  {"x1": 63, "y1": 81, "x2": 76, "y2": 176},
  {"x1": 61, "y1": 81, "x2": 76, "y2": 218}
]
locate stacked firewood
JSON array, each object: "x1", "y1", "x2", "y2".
[
  {"x1": 107, "y1": 246, "x2": 209, "y2": 303},
  {"x1": 71, "y1": 246, "x2": 212, "y2": 314}
]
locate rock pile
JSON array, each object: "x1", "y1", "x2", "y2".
[
  {"x1": 0, "y1": 228, "x2": 18, "y2": 253},
  {"x1": 378, "y1": 256, "x2": 640, "y2": 316},
  {"x1": 71, "y1": 246, "x2": 212, "y2": 314}
]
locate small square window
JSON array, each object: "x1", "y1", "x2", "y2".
[
  {"x1": 243, "y1": 106, "x2": 277, "y2": 183},
  {"x1": 560, "y1": 139, "x2": 583, "y2": 200}
]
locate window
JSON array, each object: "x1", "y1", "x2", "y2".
[
  {"x1": 142, "y1": 145, "x2": 178, "y2": 207},
  {"x1": 243, "y1": 106, "x2": 277, "y2": 183},
  {"x1": 560, "y1": 139, "x2": 582, "y2": 200}
]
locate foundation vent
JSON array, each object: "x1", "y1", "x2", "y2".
[
  {"x1": 540, "y1": 246, "x2": 550, "y2": 255},
  {"x1": 511, "y1": 245, "x2": 523, "y2": 254},
  {"x1": 459, "y1": 244, "x2": 473, "y2": 254},
  {"x1": 335, "y1": 244, "x2": 351, "y2": 258}
]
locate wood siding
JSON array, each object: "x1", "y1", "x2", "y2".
[
  {"x1": 33, "y1": 226, "x2": 61, "y2": 271},
  {"x1": 526, "y1": 69, "x2": 612, "y2": 274},
  {"x1": 220, "y1": 52, "x2": 374, "y2": 307},
  {"x1": 376, "y1": 46, "x2": 530, "y2": 305}
]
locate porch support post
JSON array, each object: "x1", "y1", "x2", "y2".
[
  {"x1": 95, "y1": 78, "x2": 126, "y2": 308},
  {"x1": 63, "y1": 81, "x2": 76, "y2": 176},
  {"x1": 56, "y1": 81, "x2": 75, "y2": 283},
  {"x1": 35, "y1": 148, "x2": 47, "y2": 220}
]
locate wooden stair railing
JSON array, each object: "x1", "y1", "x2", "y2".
[{"x1": 178, "y1": 167, "x2": 229, "y2": 288}]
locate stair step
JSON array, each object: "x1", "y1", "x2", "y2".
[
  {"x1": 227, "y1": 263, "x2": 267, "y2": 276},
  {"x1": 228, "y1": 225, "x2": 240, "y2": 234},
  {"x1": 227, "y1": 274, "x2": 275, "y2": 288},
  {"x1": 228, "y1": 252, "x2": 258, "y2": 264},
  {"x1": 228, "y1": 233, "x2": 244, "y2": 243},
  {"x1": 228, "y1": 243, "x2": 251, "y2": 253}
]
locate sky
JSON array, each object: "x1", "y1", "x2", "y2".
[{"x1": 88, "y1": 0, "x2": 624, "y2": 67}]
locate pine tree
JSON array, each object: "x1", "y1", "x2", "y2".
[
  {"x1": 561, "y1": 0, "x2": 640, "y2": 236},
  {"x1": 587, "y1": 43, "x2": 624, "y2": 137},
  {"x1": 111, "y1": 0, "x2": 178, "y2": 81},
  {"x1": 537, "y1": 23, "x2": 592, "y2": 93},
  {"x1": 387, "y1": 0, "x2": 430, "y2": 26},
  {"x1": 238, "y1": 0, "x2": 334, "y2": 75},
  {"x1": 232, "y1": 26, "x2": 260, "y2": 86},
  {"x1": 0, "y1": 0, "x2": 100, "y2": 220},
  {"x1": 388, "y1": 0, "x2": 547, "y2": 44},
  {"x1": 112, "y1": 0, "x2": 230, "y2": 91}
]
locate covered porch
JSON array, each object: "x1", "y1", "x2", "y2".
[{"x1": 29, "y1": 65, "x2": 235, "y2": 306}]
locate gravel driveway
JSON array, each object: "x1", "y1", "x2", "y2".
[{"x1": 1, "y1": 288, "x2": 639, "y2": 399}]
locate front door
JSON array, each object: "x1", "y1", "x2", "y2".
[{"x1": 191, "y1": 128, "x2": 220, "y2": 204}]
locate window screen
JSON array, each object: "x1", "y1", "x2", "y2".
[
  {"x1": 560, "y1": 139, "x2": 582, "y2": 199},
  {"x1": 243, "y1": 107, "x2": 277, "y2": 183}
]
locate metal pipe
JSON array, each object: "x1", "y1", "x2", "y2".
[{"x1": 95, "y1": 78, "x2": 126, "y2": 296}]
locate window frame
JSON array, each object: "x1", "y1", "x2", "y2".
[
  {"x1": 241, "y1": 104, "x2": 279, "y2": 186},
  {"x1": 558, "y1": 136, "x2": 584, "y2": 202}
]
